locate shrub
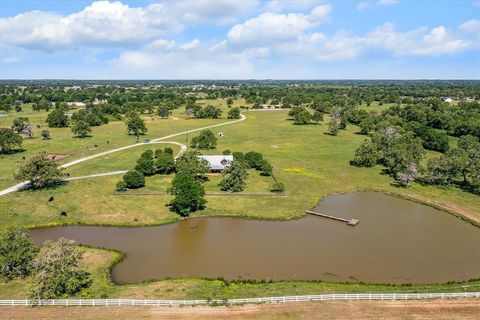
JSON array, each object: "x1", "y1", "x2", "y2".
[
  {"x1": 195, "y1": 105, "x2": 222, "y2": 119},
  {"x1": 232, "y1": 151, "x2": 245, "y2": 162},
  {"x1": 327, "y1": 119, "x2": 339, "y2": 136},
  {"x1": 223, "y1": 149, "x2": 231, "y2": 155},
  {"x1": 135, "y1": 158, "x2": 156, "y2": 176},
  {"x1": 227, "y1": 107, "x2": 241, "y2": 119},
  {"x1": 260, "y1": 160, "x2": 273, "y2": 176},
  {"x1": 41, "y1": 130, "x2": 50, "y2": 140},
  {"x1": 154, "y1": 149, "x2": 163, "y2": 158},
  {"x1": 270, "y1": 182, "x2": 285, "y2": 192},
  {"x1": 123, "y1": 170, "x2": 145, "y2": 189},
  {"x1": 116, "y1": 180, "x2": 127, "y2": 192},
  {"x1": 164, "y1": 147, "x2": 173, "y2": 155},
  {"x1": 156, "y1": 154, "x2": 175, "y2": 174},
  {"x1": 245, "y1": 151, "x2": 264, "y2": 169},
  {"x1": 140, "y1": 149, "x2": 154, "y2": 160}
]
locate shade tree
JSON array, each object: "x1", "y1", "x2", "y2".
[
  {"x1": 28, "y1": 238, "x2": 91, "y2": 299},
  {"x1": 0, "y1": 128, "x2": 22, "y2": 154},
  {"x1": 14, "y1": 153, "x2": 65, "y2": 189},
  {"x1": 219, "y1": 159, "x2": 248, "y2": 192},
  {"x1": 190, "y1": 129, "x2": 217, "y2": 149}
]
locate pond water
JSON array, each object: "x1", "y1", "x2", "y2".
[{"x1": 30, "y1": 191, "x2": 480, "y2": 284}]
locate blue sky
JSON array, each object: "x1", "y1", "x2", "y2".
[{"x1": 0, "y1": 0, "x2": 479, "y2": 79}]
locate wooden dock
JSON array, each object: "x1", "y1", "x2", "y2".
[{"x1": 305, "y1": 210, "x2": 359, "y2": 226}]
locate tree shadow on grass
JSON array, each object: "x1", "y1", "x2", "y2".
[
  {"x1": 18, "y1": 180, "x2": 68, "y2": 193},
  {"x1": 0, "y1": 148, "x2": 26, "y2": 155}
]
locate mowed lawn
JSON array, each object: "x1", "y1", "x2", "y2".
[{"x1": 1, "y1": 109, "x2": 480, "y2": 229}]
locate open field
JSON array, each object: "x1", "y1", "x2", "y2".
[
  {"x1": 1, "y1": 105, "x2": 480, "y2": 298},
  {"x1": 1, "y1": 108, "x2": 479, "y2": 228},
  {"x1": 2, "y1": 299, "x2": 480, "y2": 320},
  {"x1": 0, "y1": 105, "x2": 223, "y2": 189}
]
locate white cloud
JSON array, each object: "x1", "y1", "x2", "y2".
[
  {"x1": 167, "y1": 0, "x2": 259, "y2": 25},
  {"x1": 379, "y1": 0, "x2": 399, "y2": 5},
  {"x1": 357, "y1": 0, "x2": 399, "y2": 11},
  {"x1": 0, "y1": 1, "x2": 181, "y2": 51},
  {"x1": 227, "y1": 5, "x2": 330, "y2": 48},
  {"x1": 148, "y1": 39, "x2": 176, "y2": 50},
  {"x1": 364, "y1": 23, "x2": 471, "y2": 56},
  {"x1": 265, "y1": 0, "x2": 321, "y2": 12},
  {"x1": 300, "y1": 31, "x2": 363, "y2": 61},
  {"x1": 114, "y1": 45, "x2": 256, "y2": 79},
  {"x1": 1, "y1": 57, "x2": 19, "y2": 63},
  {"x1": 460, "y1": 19, "x2": 480, "y2": 34},
  {"x1": 247, "y1": 22, "x2": 474, "y2": 62},
  {"x1": 180, "y1": 39, "x2": 200, "y2": 50}
]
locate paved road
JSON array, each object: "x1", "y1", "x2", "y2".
[{"x1": 0, "y1": 114, "x2": 245, "y2": 197}]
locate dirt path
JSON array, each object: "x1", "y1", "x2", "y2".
[
  {"x1": 1, "y1": 299, "x2": 479, "y2": 320},
  {"x1": 0, "y1": 115, "x2": 244, "y2": 197},
  {"x1": 64, "y1": 141, "x2": 186, "y2": 181}
]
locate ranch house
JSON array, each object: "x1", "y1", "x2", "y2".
[{"x1": 198, "y1": 155, "x2": 233, "y2": 173}]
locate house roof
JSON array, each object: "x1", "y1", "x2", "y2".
[{"x1": 197, "y1": 155, "x2": 233, "y2": 170}]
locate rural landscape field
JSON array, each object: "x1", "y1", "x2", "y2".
[{"x1": 0, "y1": 0, "x2": 479, "y2": 319}]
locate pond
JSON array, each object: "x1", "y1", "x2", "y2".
[{"x1": 30, "y1": 191, "x2": 480, "y2": 284}]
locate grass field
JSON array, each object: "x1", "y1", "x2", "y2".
[{"x1": 1, "y1": 102, "x2": 480, "y2": 299}]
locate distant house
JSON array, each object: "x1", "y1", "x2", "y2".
[
  {"x1": 198, "y1": 155, "x2": 233, "y2": 172},
  {"x1": 262, "y1": 105, "x2": 280, "y2": 109},
  {"x1": 93, "y1": 98, "x2": 108, "y2": 105},
  {"x1": 66, "y1": 102, "x2": 86, "y2": 108},
  {"x1": 442, "y1": 97, "x2": 453, "y2": 103}
]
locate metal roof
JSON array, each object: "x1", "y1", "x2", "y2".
[{"x1": 197, "y1": 155, "x2": 233, "y2": 171}]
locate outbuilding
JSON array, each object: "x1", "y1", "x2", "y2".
[{"x1": 197, "y1": 155, "x2": 233, "y2": 173}]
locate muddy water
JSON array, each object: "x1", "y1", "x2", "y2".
[{"x1": 30, "y1": 191, "x2": 480, "y2": 284}]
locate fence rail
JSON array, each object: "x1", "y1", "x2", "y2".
[{"x1": 1, "y1": 292, "x2": 479, "y2": 307}]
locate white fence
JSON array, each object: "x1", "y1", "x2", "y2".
[{"x1": 0, "y1": 292, "x2": 479, "y2": 307}]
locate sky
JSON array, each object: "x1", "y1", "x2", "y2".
[{"x1": 0, "y1": 0, "x2": 479, "y2": 79}]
